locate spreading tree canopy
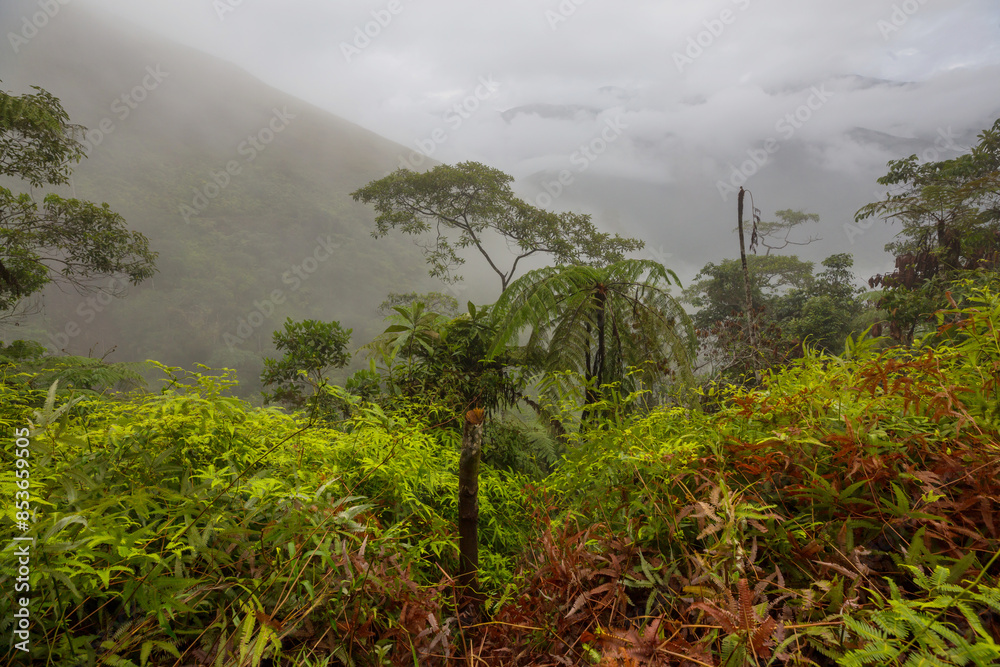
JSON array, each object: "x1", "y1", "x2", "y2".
[
  {"x1": 0, "y1": 84, "x2": 156, "y2": 313},
  {"x1": 362, "y1": 300, "x2": 523, "y2": 416},
  {"x1": 856, "y1": 117, "x2": 1000, "y2": 343},
  {"x1": 351, "y1": 161, "x2": 644, "y2": 293}
]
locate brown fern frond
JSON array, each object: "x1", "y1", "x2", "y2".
[
  {"x1": 737, "y1": 578, "x2": 755, "y2": 632},
  {"x1": 689, "y1": 600, "x2": 739, "y2": 634},
  {"x1": 465, "y1": 407, "x2": 486, "y2": 424},
  {"x1": 750, "y1": 615, "x2": 777, "y2": 656}
]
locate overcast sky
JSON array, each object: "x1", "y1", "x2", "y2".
[
  {"x1": 66, "y1": 2, "x2": 998, "y2": 136},
  {"x1": 5, "y1": 0, "x2": 1000, "y2": 282},
  {"x1": 60, "y1": 0, "x2": 1000, "y2": 156}
]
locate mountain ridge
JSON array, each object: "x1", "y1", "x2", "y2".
[{"x1": 1, "y1": 3, "x2": 436, "y2": 394}]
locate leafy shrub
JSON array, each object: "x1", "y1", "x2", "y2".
[{"x1": 0, "y1": 366, "x2": 531, "y2": 665}]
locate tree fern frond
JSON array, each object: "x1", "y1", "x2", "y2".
[{"x1": 488, "y1": 259, "x2": 696, "y2": 415}]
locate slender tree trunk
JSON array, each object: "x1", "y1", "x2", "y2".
[
  {"x1": 583, "y1": 321, "x2": 597, "y2": 415},
  {"x1": 737, "y1": 187, "x2": 761, "y2": 383},
  {"x1": 457, "y1": 408, "x2": 485, "y2": 619}
]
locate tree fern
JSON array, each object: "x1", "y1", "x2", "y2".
[{"x1": 488, "y1": 259, "x2": 697, "y2": 417}]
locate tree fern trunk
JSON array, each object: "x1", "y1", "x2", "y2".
[
  {"x1": 521, "y1": 395, "x2": 567, "y2": 441},
  {"x1": 595, "y1": 287, "x2": 607, "y2": 389},
  {"x1": 582, "y1": 287, "x2": 607, "y2": 425}
]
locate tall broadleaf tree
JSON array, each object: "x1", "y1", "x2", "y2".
[
  {"x1": 685, "y1": 253, "x2": 866, "y2": 380},
  {"x1": 856, "y1": 117, "x2": 1000, "y2": 343},
  {"x1": 488, "y1": 259, "x2": 696, "y2": 420},
  {"x1": 0, "y1": 83, "x2": 156, "y2": 314},
  {"x1": 351, "y1": 161, "x2": 644, "y2": 293},
  {"x1": 685, "y1": 254, "x2": 814, "y2": 381}
]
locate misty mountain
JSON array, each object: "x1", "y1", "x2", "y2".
[
  {"x1": 762, "y1": 74, "x2": 914, "y2": 96},
  {"x1": 2, "y1": 5, "x2": 436, "y2": 393}
]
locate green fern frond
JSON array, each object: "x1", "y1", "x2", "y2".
[
  {"x1": 843, "y1": 615, "x2": 889, "y2": 642},
  {"x1": 839, "y1": 641, "x2": 899, "y2": 667},
  {"x1": 843, "y1": 566, "x2": 1000, "y2": 667}
]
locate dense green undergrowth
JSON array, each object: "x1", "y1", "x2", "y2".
[{"x1": 2, "y1": 284, "x2": 1000, "y2": 665}]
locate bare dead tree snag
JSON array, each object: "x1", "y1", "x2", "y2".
[{"x1": 737, "y1": 187, "x2": 762, "y2": 384}]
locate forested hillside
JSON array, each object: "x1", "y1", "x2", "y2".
[{"x1": 2, "y1": 7, "x2": 432, "y2": 395}]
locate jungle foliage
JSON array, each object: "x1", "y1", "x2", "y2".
[
  {"x1": 685, "y1": 252, "x2": 867, "y2": 383},
  {"x1": 1, "y1": 88, "x2": 999, "y2": 665},
  {"x1": 3, "y1": 279, "x2": 999, "y2": 665},
  {"x1": 857, "y1": 118, "x2": 1000, "y2": 344}
]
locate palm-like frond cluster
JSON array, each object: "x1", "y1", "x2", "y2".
[{"x1": 489, "y1": 259, "x2": 697, "y2": 409}]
